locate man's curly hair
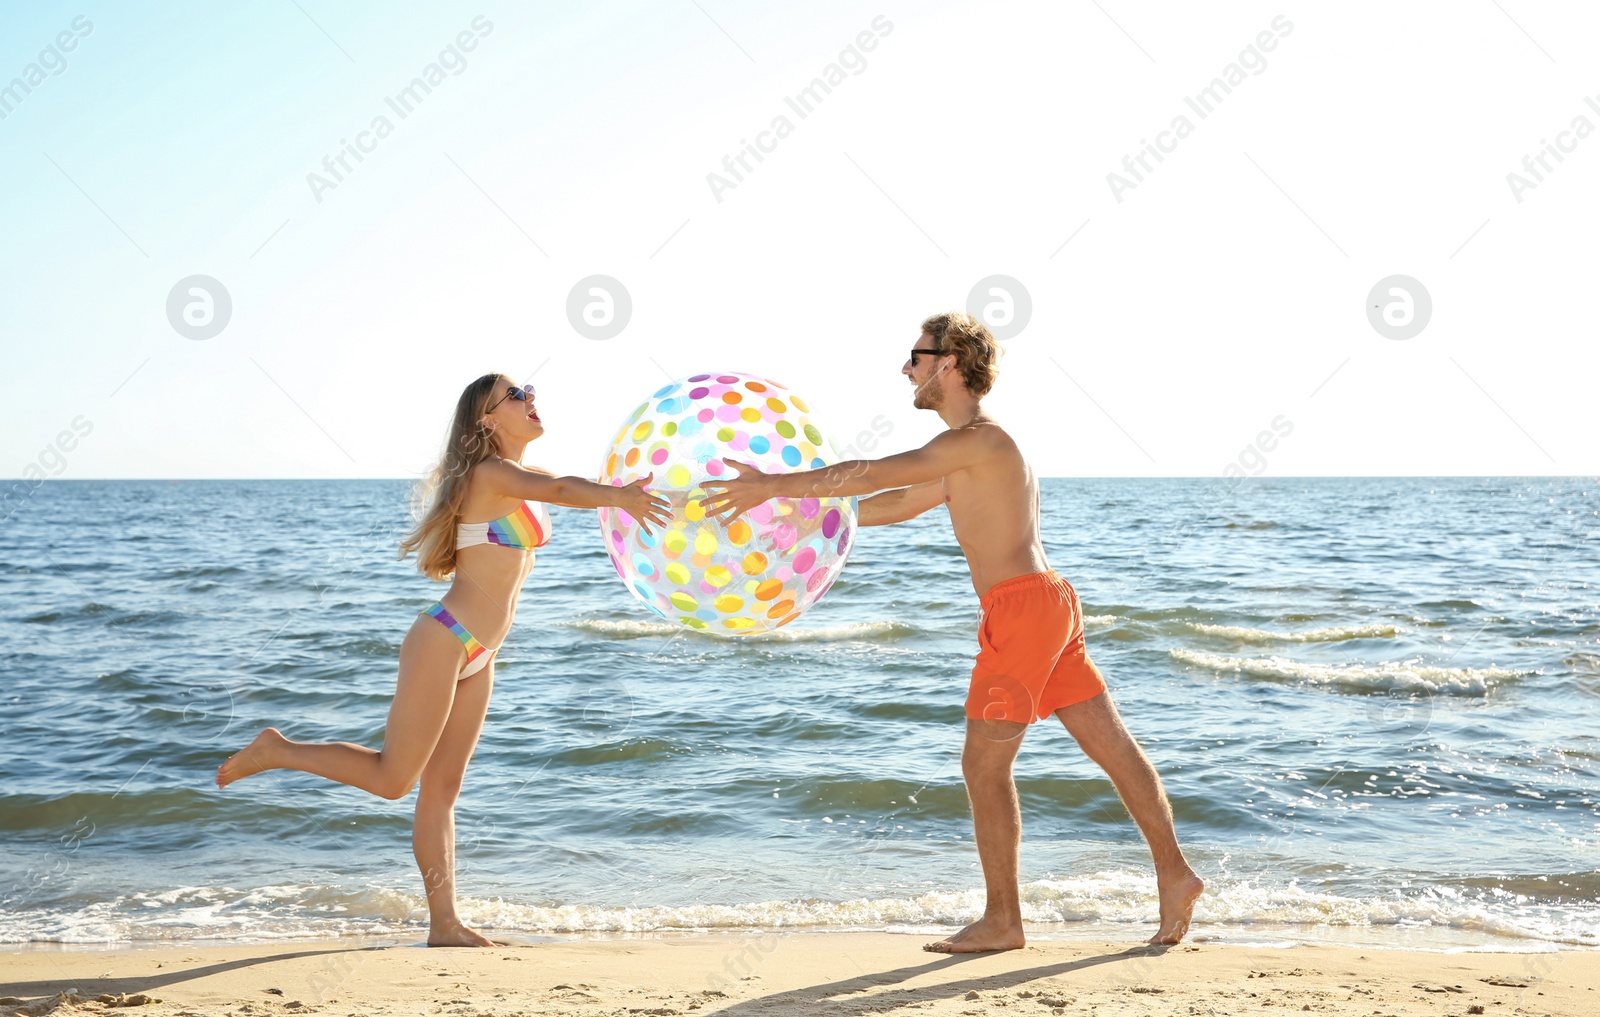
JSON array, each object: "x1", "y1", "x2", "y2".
[{"x1": 919, "y1": 311, "x2": 1002, "y2": 397}]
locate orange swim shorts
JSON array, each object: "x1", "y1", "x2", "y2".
[{"x1": 967, "y1": 569, "x2": 1107, "y2": 723}]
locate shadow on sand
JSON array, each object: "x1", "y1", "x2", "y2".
[
  {"x1": 709, "y1": 943, "x2": 1172, "y2": 1015},
  {"x1": 0, "y1": 945, "x2": 378, "y2": 1003}
]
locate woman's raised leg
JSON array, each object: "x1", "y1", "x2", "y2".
[
  {"x1": 414, "y1": 656, "x2": 496, "y2": 946},
  {"x1": 216, "y1": 615, "x2": 464, "y2": 799}
]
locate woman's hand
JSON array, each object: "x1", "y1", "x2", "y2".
[{"x1": 615, "y1": 472, "x2": 673, "y2": 534}]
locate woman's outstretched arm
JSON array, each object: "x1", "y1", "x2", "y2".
[{"x1": 476, "y1": 459, "x2": 672, "y2": 532}]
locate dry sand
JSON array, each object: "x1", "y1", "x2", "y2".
[{"x1": 1, "y1": 932, "x2": 1595, "y2": 1016}]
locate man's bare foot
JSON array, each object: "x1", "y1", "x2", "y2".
[
  {"x1": 427, "y1": 921, "x2": 499, "y2": 947},
  {"x1": 1148, "y1": 868, "x2": 1205, "y2": 944},
  {"x1": 923, "y1": 915, "x2": 1026, "y2": 954},
  {"x1": 216, "y1": 728, "x2": 289, "y2": 789}
]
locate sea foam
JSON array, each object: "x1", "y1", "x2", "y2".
[
  {"x1": 561, "y1": 618, "x2": 916, "y2": 642},
  {"x1": 6, "y1": 872, "x2": 1595, "y2": 949},
  {"x1": 1187, "y1": 622, "x2": 1399, "y2": 643},
  {"x1": 1170, "y1": 648, "x2": 1529, "y2": 695}
]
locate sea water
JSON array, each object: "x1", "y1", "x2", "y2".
[{"x1": 1, "y1": 477, "x2": 1595, "y2": 951}]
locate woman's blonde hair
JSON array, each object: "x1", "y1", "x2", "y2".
[{"x1": 399, "y1": 372, "x2": 506, "y2": 580}]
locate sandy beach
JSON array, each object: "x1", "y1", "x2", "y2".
[{"x1": 1, "y1": 933, "x2": 1594, "y2": 1017}]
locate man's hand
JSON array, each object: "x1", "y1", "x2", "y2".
[{"x1": 702, "y1": 458, "x2": 772, "y2": 523}]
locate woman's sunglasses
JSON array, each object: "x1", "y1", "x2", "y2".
[{"x1": 488, "y1": 384, "x2": 536, "y2": 411}]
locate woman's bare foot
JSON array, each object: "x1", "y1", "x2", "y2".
[
  {"x1": 216, "y1": 728, "x2": 289, "y2": 789},
  {"x1": 1148, "y1": 868, "x2": 1205, "y2": 944},
  {"x1": 427, "y1": 921, "x2": 499, "y2": 948},
  {"x1": 923, "y1": 915, "x2": 1026, "y2": 954}
]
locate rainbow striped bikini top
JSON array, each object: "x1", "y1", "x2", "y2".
[{"x1": 456, "y1": 500, "x2": 552, "y2": 552}]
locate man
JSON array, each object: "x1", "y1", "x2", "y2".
[{"x1": 703, "y1": 311, "x2": 1203, "y2": 951}]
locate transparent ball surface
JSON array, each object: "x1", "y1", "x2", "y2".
[{"x1": 598, "y1": 372, "x2": 857, "y2": 634}]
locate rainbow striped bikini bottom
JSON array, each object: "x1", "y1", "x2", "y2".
[{"x1": 422, "y1": 602, "x2": 496, "y2": 679}]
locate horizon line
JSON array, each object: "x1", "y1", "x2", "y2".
[{"x1": 9, "y1": 474, "x2": 1597, "y2": 483}]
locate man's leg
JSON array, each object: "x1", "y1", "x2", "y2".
[
  {"x1": 924, "y1": 717, "x2": 1030, "y2": 953},
  {"x1": 1055, "y1": 691, "x2": 1204, "y2": 944}
]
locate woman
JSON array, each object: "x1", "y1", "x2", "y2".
[{"x1": 216, "y1": 372, "x2": 670, "y2": 946}]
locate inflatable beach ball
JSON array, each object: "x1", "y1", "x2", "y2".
[{"x1": 598, "y1": 372, "x2": 857, "y2": 634}]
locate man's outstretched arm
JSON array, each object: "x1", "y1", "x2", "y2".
[
  {"x1": 857, "y1": 480, "x2": 944, "y2": 527},
  {"x1": 703, "y1": 428, "x2": 986, "y2": 522}
]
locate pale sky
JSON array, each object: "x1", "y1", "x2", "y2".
[{"x1": 3, "y1": 1, "x2": 1596, "y2": 481}]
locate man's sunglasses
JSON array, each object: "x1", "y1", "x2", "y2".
[
  {"x1": 909, "y1": 347, "x2": 944, "y2": 366},
  {"x1": 488, "y1": 384, "x2": 536, "y2": 411}
]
